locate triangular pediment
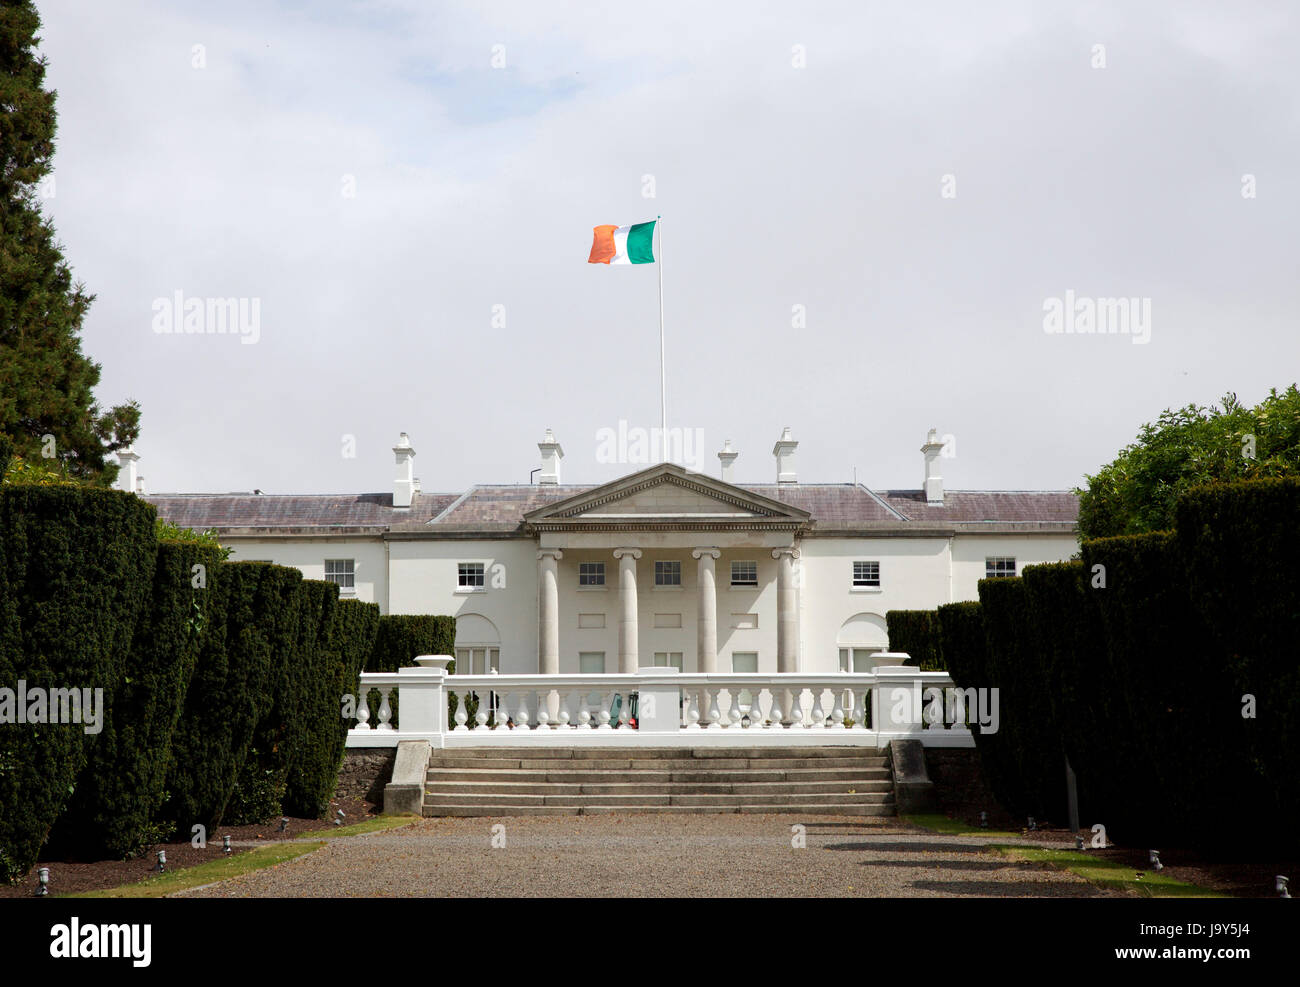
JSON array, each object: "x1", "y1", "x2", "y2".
[{"x1": 522, "y1": 463, "x2": 809, "y2": 528}]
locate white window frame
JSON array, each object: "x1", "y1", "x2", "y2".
[
  {"x1": 324, "y1": 558, "x2": 355, "y2": 593},
  {"x1": 457, "y1": 562, "x2": 486, "y2": 592},
  {"x1": 852, "y1": 560, "x2": 881, "y2": 590},
  {"x1": 578, "y1": 561, "x2": 606, "y2": 589},
  {"x1": 985, "y1": 557, "x2": 1017, "y2": 579},
  {"x1": 654, "y1": 560, "x2": 682, "y2": 588},
  {"x1": 730, "y1": 560, "x2": 758, "y2": 587}
]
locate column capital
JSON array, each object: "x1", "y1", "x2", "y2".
[
  {"x1": 771, "y1": 546, "x2": 801, "y2": 560},
  {"x1": 537, "y1": 548, "x2": 563, "y2": 561},
  {"x1": 612, "y1": 547, "x2": 642, "y2": 560},
  {"x1": 691, "y1": 547, "x2": 721, "y2": 560}
]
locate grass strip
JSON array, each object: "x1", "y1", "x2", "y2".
[
  {"x1": 991, "y1": 845, "x2": 1228, "y2": 898},
  {"x1": 297, "y1": 814, "x2": 420, "y2": 840},
  {"x1": 67, "y1": 842, "x2": 326, "y2": 898},
  {"x1": 901, "y1": 812, "x2": 1022, "y2": 839}
]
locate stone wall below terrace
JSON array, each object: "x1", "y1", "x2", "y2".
[{"x1": 336, "y1": 749, "x2": 396, "y2": 807}]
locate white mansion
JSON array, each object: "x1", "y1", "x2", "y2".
[{"x1": 136, "y1": 429, "x2": 1078, "y2": 679}]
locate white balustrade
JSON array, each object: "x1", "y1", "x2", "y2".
[{"x1": 345, "y1": 657, "x2": 974, "y2": 749}]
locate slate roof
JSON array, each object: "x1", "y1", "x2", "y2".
[{"x1": 147, "y1": 483, "x2": 1077, "y2": 534}]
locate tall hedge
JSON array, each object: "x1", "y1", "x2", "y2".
[
  {"x1": 1020, "y1": 561, "x2": 1130, "y2": 834},
  {"x1": 367, "y1": 614, "x2": 456, "y2": 671},
  {"x1": 49, "y1": 541, "x2": 220, "y2": 859},
  {"x1": 0, "y1": 435, "x2": 12, "y2": 477},
  {"x1": 0, "y1": 486, "x2": 156, "y2": 882},
  {"x1": 164, "y1": 562, "x2": 290, "y2": 831},
  {"x1": 886, "y1": 610, "x2": 945, "y2": 669},
  {"x1": 281, "y1": 582, "x2": 345, "y2": 818},
  {"x1": 976, "y1": 576, "x2": 1066, "y2": 822},
  {"x1": 1175, "y1": 478, "x2": 1300, "y2": 841},
  {"x1": 936, "y1": 601, "x2": 1023, "y2": 820},
  {"x1": 225, "y1": 565, "x2": 308, "y2": 825}
]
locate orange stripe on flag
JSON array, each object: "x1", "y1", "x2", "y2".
[{"x1": 588, "y1": 224, "x2": 618, "y2": 264}]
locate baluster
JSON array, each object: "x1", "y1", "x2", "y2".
[
  {"x1": 707, "y1": 690, "x2": 722, "y2": 729},
  {"x1": 830, "y1": 690, "x2": 845, "y2": 729},
  {"x1": 618, "y1": 697, "x2": 631, "y2": 729},
  {"x1": 516, "y1": 692, "x2": 531, "y2": 730},
  {"x1": 787, "y1": 688, "x2": 804, "y2": 728},
  {"x1": 744, "y1": 688, "x2": 762, "y2": 728},
  {"x1": 767, "y1": 690, "x2": 783, "y2": 728},
  {"x1": 355, "y1": 686, "x2": 371, "y2": 730},
  {"x1": 683, "y1": 690, "x2": 701, "y2": 729},
  {"x1": 376, "y1": 687, "x2": 393, "y2": 730},
  {"x1": 474, "y1": 691, "x2": 489, "y2": 730},
  {"x1": 494, "y1": 692, "x2": 511, "y2": 729},
  {"x1": 596, "y1": 692, "x2": 613, "y2": 730},
  {"x1": 577, "y1": 693, "x2": 593, "y2": 729},
  {"x1": 558, "y1": 691, "x2": 573, "y2": 728},
  {"x1": 851, "y1": 688, "x2": 866, "y2": 730},
  {"x1": 452, "y1": 691, "x2": 468, "y2": 732},
  {"x1": 809, "y1": 689, "x2": 826, "y2": 728},
  {"x1": 536, "y1": 690, "x2": 551, "y2": 729},
  {"x1": 727, "y1": 689, "x2": 743, "y2": 727}
]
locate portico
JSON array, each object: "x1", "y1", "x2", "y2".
[{"x1": 523, "y1": 463, "x2": 811, "y2": 677}]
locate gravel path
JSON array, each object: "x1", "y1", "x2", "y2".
[{"x1": 180, "y1": 815, "x2": 1124, "y2": 898}]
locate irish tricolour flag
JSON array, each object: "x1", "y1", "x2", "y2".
[{"x1": 587, "y1": 220, "x2": 657, "y2": 264}]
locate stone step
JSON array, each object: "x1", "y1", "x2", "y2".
[
  {"x1": 425, "y1": 768, "x2": 890, "y2": 785},
  {"x1": 422, "y1": 803, "x2": 896, "y2": 817},
  {"x1": 416, "y1": 785, "x2": 894, "y2": 801},
  {"x1": 428, "y1": 746, "x2": 886, "y2": 760},
  {"x1": 424, "y1": 791, "x2": 893, "y2": 807},
  {"x1": 426, "y1": 755, "x2": 888, "y2": 771}
]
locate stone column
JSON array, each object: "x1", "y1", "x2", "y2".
[
  {"x1": 613, "y1": 548, "x2": 642, "y2": 673},
  {"x1": 773, "y1": 547, "x2": 800, "y2": 672},
  {"x1": 537, "y1": 549, "x2": 562, "y2": 675},
  {"x1": 692, "y1": 548, "x2": 720, "y2": 673}
]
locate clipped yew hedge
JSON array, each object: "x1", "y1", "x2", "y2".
[
  {"x1": 50, "y1": 541, "x2": 221, "y2": 859},
  {"x1": 886, "y1": 610, "x2": 945, "y2": 669},
  {"x1": 976, "y1": 576, "x2": 1066, "y2": 822},
  {"x1": 937, "y1": 600, "x2": 1023, "y2": 810},
  {"x1": 281, "y1": 583, "x2": 345, "y2": 818},
  {"x1": 0, "y1": 486, "x2": 156, "y2": 882},
  {"x1": 1175, "y1": 478, "x2": 1300, "y2": 840},
  {"x1": 367, "y1": 614, "x2": 456, "y2": 671}
]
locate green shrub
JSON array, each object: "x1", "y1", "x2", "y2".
[
  {"x1": 0, "y1": 486, "x2": 156, "y2": 882},
  {"x1": 886, "y1": 610, "x2": 945, "y2": 669},
  {"x1": 49, "y1": 541, "x2": 220, "y2": 859},
  {"x1": 281, "y1": 582, "x2": 345, "y2": 818},
  {"x1": 0, "y1": 436, "x2": 11, "y2": 478},
  {"x1": 1174, "y1": 478, "x2": 1300, "y2": 840},
  {"x1": 164, "y1": 563, "x2": 287, "y2": 831},
  {"x1": 366, "y1": 614, "x2": 455, "y2": 727},
  {"x1": 937, "y1": 601, "x2": 1022, "y2": 819},
  {"x1": 225, "y1": 565, "x2": 306, "y2": 826},
  {"x1": 976, "y1": 576, "x2": 1066, "y2": 822}
]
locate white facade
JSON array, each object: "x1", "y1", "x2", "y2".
[{"x1": 145, "y1": 429, "x2": 1079, "y2": 676}]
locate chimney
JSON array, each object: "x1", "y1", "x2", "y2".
[
  {"x1": 922, "y1": 427, "x2": 945, "y2": 504},
  {"x1": 117, "y1": 446, "x2": 140, "y2": 495},
  {"x1": 393, "y1": 432, "x2": 416, "y2": 508},
  {"x1": 718, "y1": 439, "x2": 738, "y2": 483},
  {"x1": 136, "y1": 476, "x2": 146, "y2": 496},
  {"x1": 538, "y1": 428, "x2": 563, "y2": 485},
  {"x1": 773, "y1": 427, "x2": 798, "y2": 484}
]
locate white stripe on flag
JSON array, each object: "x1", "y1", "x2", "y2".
[{"x1": 611, "y1": 225, "x2": 631, "y2": 264}]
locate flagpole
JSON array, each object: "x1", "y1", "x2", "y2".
[{"x1": 657, "y1": 215, "x2": 666, "y2": 462}]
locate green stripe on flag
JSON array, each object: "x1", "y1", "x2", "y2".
[{"x1": 627, "y1": 220, "x2": 656, "y2": 264}]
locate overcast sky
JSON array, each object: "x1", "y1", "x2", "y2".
[{"x1": 35, "y1": 0, "x2": 1300, "y2": 496}]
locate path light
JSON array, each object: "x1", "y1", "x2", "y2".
[
  {"x1": 1278, "y1": 876, "x2": 1291, "y2": 899},
  {"x1": 334, "y1": 809, "x2": 345, "y2": 826},
  {"x1": 35, "y1": 867, "x2": 49, "y2": 897},
  {"x1": 979, "y1": 811, "x2": 988, "y2": 829},
  {"x1": 1027, "y1": 816, "x2": 1037, "y2": 832},
  {"x1": 278, "y1": 817, "x2": 289, "y2": 833},
  {"x1": 223, "y1": 834, "x2": 232, "y2": 856},
  {"x1": 154, "y1": 850, "x2": 167, "y2": 873},
  {"x1": 1149, "y1": 850, "x2": 1163, "y2": 871}
]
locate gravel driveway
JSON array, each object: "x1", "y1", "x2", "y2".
[{"x1": 181, "y1": 815, "x2": 1122, "y2": 898}]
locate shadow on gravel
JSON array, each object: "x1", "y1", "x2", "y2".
[
  {"x1": 852, "y1": 858, "x2": 1049, "y2": 873},
  {"x1": 823, "y1": 841, "x2": 994, "y2": 854},
  {"x1": 909, "y1": 879, "x2": 1117, "y2": 897}
]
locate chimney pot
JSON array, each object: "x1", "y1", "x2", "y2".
[
  {"x1": 117, "y1": 446, "x2": 140, "y2": 494},
  {"x1": 921, "y1": 427, "x2": 946, "y2": 505},
  {"x1": 393, "y1": 432, "x2": 417, "y2": 508},
  {"x1": 772, "y1": 427, "x2": 798, "y2": 484},
  {"x1": 538, "y1": 429, "x2": 564, "y2": 485}
]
